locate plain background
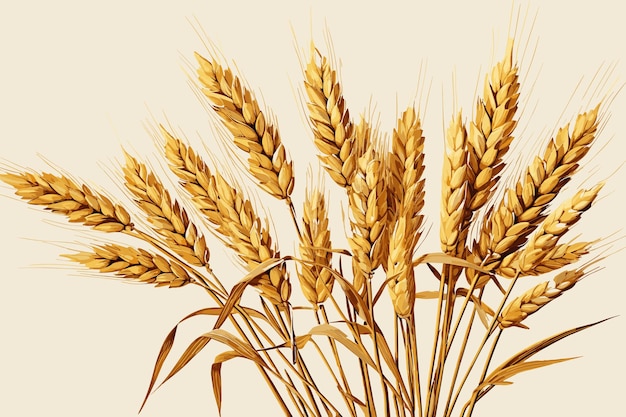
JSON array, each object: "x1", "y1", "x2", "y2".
[{"x1": 1, "y1": 1, "x2": 625, "y2": 416}]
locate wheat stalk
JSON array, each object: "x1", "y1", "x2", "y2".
[
  {"x1": 468, "y1": 105, "x2": 600, "y2": 285},
  {"x1": 297, "y1": 186, "x2": 334, "y2": 305},
  {"x1": 440, "y1": 111, "x2": 469, "y2": 258},
  {"x1": 499, "y1": 269, "x2": 585, "y2": 328},
  {"x1": 64, "y1": 244, "x2": 194, "y2": 288},
  {"x1": 162, "y1": 128, "x2": 290, "y2": 304},
  {"x1": 497, "y1": 240, "x2": 595, "y2": 278},
  {"x1": 1, "y1": 171, "x2": 132, "y2": 232},
  {"x1": 501, "y1": 183, "x2": 603, "y2": 275},
  {"x1": 465, "y1": 39, "x2": 519, "y2": 214},
  {"x1": 122, "y1": 152, "x2": 210, "y2": 268},
  {"x1": 348, "y1": 140, "x2": 388, "y2": 295},
  {"x1": 304, "y1": 47, "x2": 358, "y2": 187},
  {"x1": 195, "y1": 52, "x2": 294, "y2": 200}
]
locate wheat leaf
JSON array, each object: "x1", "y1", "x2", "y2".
[
  {"x1": 480, "y1": 357, "x2": 577, "y2": 390},
  {"x1": 413, "y1": 252, "x2": 491, "y2": 273},
  {"x1": 213, "y1": 257, "x2": 288, "y2": 330},
  {"x1": 158, "y1": 329, "x2": 262, "y2": 391},
  {"x1": 212, "y1": 350, "x2": 245, "y2": 416},
  {"x1": 139, "y1": 307, "x2": 236, "y2": 412},
  {"x1": 307, "y1": 324, "x2": 376, "y2": 368}
]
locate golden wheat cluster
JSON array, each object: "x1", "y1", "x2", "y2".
[{"x1": 2, "y1": 35, "x2": 611, "y2": 417}]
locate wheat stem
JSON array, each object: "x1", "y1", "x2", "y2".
[
  {"x1": 443, "y1": 292, "x2": 479, "y2": 417},
  {"x1": 448, "y1": 273, "x2": 520, "y2": 415}
]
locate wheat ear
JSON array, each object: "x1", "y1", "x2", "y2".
[
  {"x1": 466, "y1": 38, "x2": 519, "y2": 213},
  {"x1": 469, "y1": 105, "x2": 600, "y2": 284},
  {"x1": 1, "y1": 171, "x2": 131, "y2": 232},
  {"x1": 387, "y1": 213, "x2": 417, "y2": 318},
  {"x1": 348, "y1": 132, "x2": 388, "y2": 294},
  {"x1": 440, "y1": 111, "x2": 469, "y2": 257},
  {"x1": 162, "y1": 129, "x2": 290, "y2": 304},
  {"x1": 499, "y1": 183, "x2": 603, "y2": 276},
  {"x1": 64, "y1": 244, "x2": 193, "y2": 288},
  {"x1": 499, "y1": 269, "x2": 585, "y2": 328},
  {"x1": 497, "y1": 241, "x2": 595, "y2": 278},
  {"x1": 122, "y1": 152, "x2": 210, "y2": 268},
  {"x1": 297, "y1": 187, "x2": 334, "y2": 304},
  {"x1": 389, "y1": 107, "x2": 426, "y2": 253},
  {"x1": 304, "y1": 47, "x2": 358, "y2": 187},
  {"x1": 384, "y1": 107, "x2": 426, "y2": 316},
  {"x1": 195, "y1": 52, "x2": 294, "y2": 200}
]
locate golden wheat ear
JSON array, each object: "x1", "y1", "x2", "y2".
[
  {"x1": 121, "y1": 151, "x2": 211, "y2": 269},
  {"x1": 303, "y1": 45, "x2": 358, "y2": 188},
  {"x1": 440, "y1": 111, "x2": 469, "y2": 258},
  {"x1": 194, "y1": 52, "x2": 294, "y2": 200},
  {"x1": 499, "y1": 183, "x2": 603, "y2": 275},
  {"x1": 468, "y1": 104, "x2": 601, "y2": 285},
  {"x1": 388, "y1": 107, "x2": 426, "y2": 254},
  {"x1": 498, "y1": 268, "x2": 586, "y2": 328},
  {"x1": 1, "y1": 171, "x2": 132, "y2": 232},
  {"x1": 64, "y1": 244, "x2": 193, "y2": 288},
  {"x1": 297, "y1": 186, "x2": 333, "y2": 305},
  {"x1": 161, "y1": 128, "x2": 290, "y2": 304},
  {"x1": 347, "y1": 125, "x2": 388, "y2": 295},
  {"x1": 466, "y1": 38, "x2": 519, "y2": 214}
]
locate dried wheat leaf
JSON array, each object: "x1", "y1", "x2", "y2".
[
  {"x1": 213, "y1": 257, "x2": 288, "y2": 331},
  {"x1": 159, "y1": 329, "x2": 262, "y2": 391},
  {"x1": 413, "y1": 252, "x2": 490, "y2": 273},
  {"x1": 415, "y1": 291, "x2": 441, "y2": 299},
  {"x1": 307, "y1": 324, "x2": 376, "y2": 368},
  {"x1": 479, "y1": 357, "x2": 577, "y2": 391},
  {"x1": 140, "y1": 307, "x2": 234, "y2": 412},
  {"x1": 211, "y1": 350, "x2": 245, "y2": 416}
]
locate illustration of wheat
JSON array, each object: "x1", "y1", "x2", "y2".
[{"x1": 1, "y1": 26, "x2": 618, "y2": 417}]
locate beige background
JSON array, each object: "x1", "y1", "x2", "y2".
[{"x1": 1, "y1": 0, "x2": 625, "y2": 416}]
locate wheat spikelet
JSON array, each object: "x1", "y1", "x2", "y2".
[
  {"x1": 348, "y1": 139, "x2": 388, "y2": 294},
  {"x1": 499, "y1": 269, "x2": 584, "y2": 328},
  {"x1": 195, "y1": 53, "x2": 294, "y2": 200},
  {"x1": 122, "y1": 152, "x2": 210, "y2": 268},
  {"x1": 1, "y1": 171, "x2": 132, "y2": 232},
  {"x1": 468, "y1": 105, "x2": 600, "y2": 284},
  {"x1": 466, "y1": 38, "x2": 519, "y2": 213},
  {"x1": 64, "y1": 244, "x2": 193, "y2": 288},
  {"x1": 304, "y1": 47, "x2": 357, "y2": 187},
  {"x1": 297, "y1": 187, "x2": 333, "y2": 304},
  {"x1": 162, "y1": 130, "x2": 290, "y2": 304}
]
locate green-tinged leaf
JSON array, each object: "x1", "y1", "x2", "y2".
[
  {"x1": 158, "y1": 329, "x2": 262, "y2": 390},
  {"x1": 213, "y1": 257, "x2": 288, "y2": 330},
  {"x1": 308, "y1": 324, "x2": 376, "y2": 368},
  {"x1": 413, "y1": 252, "x2": 491, "y2": 273},
  {"x1": 212, "y1": 350, "x2": 245, "y2": 416}
]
